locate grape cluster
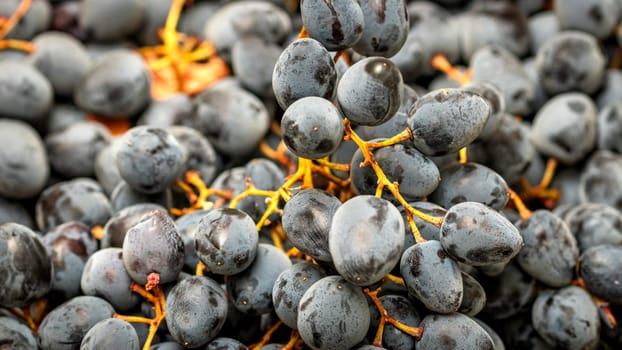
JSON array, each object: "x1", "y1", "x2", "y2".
[{"x1": 2, "y1": 0, "x2": 622, "y2": 349}]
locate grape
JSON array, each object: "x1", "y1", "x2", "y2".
[
  {"x1": 337, "y1": 57, "x2": 403, "y2": 126},
  {"x1": 470, "y1": 45, "x2": 535, "y2": 116},
  {"x1": 596, "y1": 69, "x2": 622, "y2": 110},
  {"x1": 81, "y1": 248, "x2": 140, "y2": 311},
  {"x1": 352, "y1": 0, "x2": 409, "y2": 57},
  {"x1": 297, "y1": 275, "x2": 370, "y2": 350},
  {"x1": 110, "y1": 181, "x2": 172, "y2": 213},
  {"x1": 226, "y1": 243, "x2": 292, "y2": 315},
  {"x1": 461, "y1": 82, "x2": 505, "y2": 142},
  {"x1": 168, "y1": 126, "x2": 220, "y2": 187},
  {"x1": 192, "y1": 84, "x2": 270, "y2": 158},
  {"x1": 528, "y1": 11, "x2": 560, "y2": 54},
  {"x1": 0, "y1": 61, "x2": 53, "y2": 122},
  {"x1": 280, "y1": 96, "x2": 344, "y2": 159},
  {"x1": 367, "y1": 294, "x2": 420, "y2": 349},
  {"x1": 555, "y1": 0, "x2": 620, "y2": 40},
  {"x1": 281, "y1": 189, "x2": 340, "y2": 262},
  {"x1": 101, "y1": 203, "x2": 167, "y2": 249},
  {"x1": 35, "y1": 178, "x2": 112, "y2": 231},
  {"x1": 429, "y1": 162, "x2": 509, "y2": 211},
  {"x1": 515, "y1": 210, "x2": 579, "y2": 287},
  {"x1": 194, "y1": 207, "x2": 259, "y2": 275},
  {"x1": 149, "y1": 342, "x2": 184, "y2": 350},
  {"x1": 28, "y1": 31, "x2": 92, "y2": 97},
  {"x1": 482, "y1": 262, "x2": 536, "y2": 320},
  {"x1": 350, "y1": 140, "x2": 440, "y2": 201},
  {"x1": 0, "y1": 119, "x2": 49, "y2": 199},
  {"x1": 579, "y1": 244, "x2": 622, "y2": 305},
  {"x1": 45, "y1": 121, "x2": 112, "y2": 178},
  {"x1": 80, "y1": 318, "x2": 139, "y2": 350},
  {"x1": 138, "y1": 93, "x2": 193, "y2": 128},
  {"x1": 0, "y1": 316, "x2": 38, "y2": 350},
  {"x1": 531, "y1": 92, "x2": 597, "y2": 165},
  {"x1": 563, "y1": 203, "x2": 622, "y2": 251},
  {"x1": 38, "y1": 296, "x2": 114, "y2": 350},
  {"x1": 459, "y1": 271, "x2": 486, "y2": 317},
  {"x1": 531, "y1": 286, "x2": 600, "y2": 350},
  {"x1": 74, "y1": 50, "x2": 151, "y2": 117},
  {"x1": 116, "y1": 126, "x2": 185, "y2": 194},
  {"x1": 408, "y1": 88, "x2": 491, "y2": 156},
  {"x1": 300, "y1": 0, "x2": 364, "y2": 51},
  {"x1": 0, "y1": 223, "x2": 52, "y2": 308},
  {"x1": 472, "y1": 318, "x2": 505, "y2": 350},
  {"x1": 579, "y1": 150, "x2": 622, "y2": 211},
  {"x1": 122, "y1": 210, "x2": 185, "y2": 285},
  {"x1": 0, "y1": 0, "x2": 50, "y2": 40},
  {"x1": 440, "y1": 201, "x2": 523, "y2": 266},
  {"x1": 94, "y1": 138, "x2": 123, "y2": 196},
  {"x1": 204, "y1": 1, "x2": 291, "y2": 60},
  {"x1": 165, "y1": 276, "x2": 228, "y2": 348},
  {"x1": 231, "y1": 37, "x2": 281, "y2": 98},
  {"x1": 79, "y1": 0, "x2": 145, "y2": 41},
  {"x1": 272, "y1": 261, "x2": 326, "y2": 329},
  {"x1": 536, "y1": 30, "x2": 606, "y2": 96},
  {"x1": 272, "y1": 38, "x2": 337, "y2": 110},
  {"x1": 0, "y1": 197, "x2": 34, "y2": 228},
  {"x1": 395, "y1": 2, "x2": 460, "y2": 79},
  {"x1": 400, "y1": 240, "x2": 463, "y2": 314},
  {"x1": 175, "y1": 209, "x2": 210, "y2": 271},
  {"x1": 416, "y1": 313, "x2": 494, "y2": 350},
  {"x1": 43, "y1": 221, "x2": 98, "y2": 300},
  {"x1": 329, "y1": 195, "x2": 404, "y2": 286},
  {"x1": 458, "y1": 1, "x2": 529, "y2": 60},
  {"x1": 483, "y1": 113, "x2": 536, "y2": 185},
  {"x1": 206, "y1": 337, "x2": 249, "y2": 350},
  {"x1": 597, "y1": 103, "x2": 622, "y2": 154}
]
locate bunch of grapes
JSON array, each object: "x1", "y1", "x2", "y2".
[{"x1": 2, "y1": 0, "x2": 622, "y2": 349}]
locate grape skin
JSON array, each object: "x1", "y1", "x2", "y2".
[{"x1": 300, "y1": 0, "x2": 364, "y2": 51}]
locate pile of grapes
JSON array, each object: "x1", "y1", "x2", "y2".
[{"x1": 3, "y1": 0, "x2": 622, "y2": 349}]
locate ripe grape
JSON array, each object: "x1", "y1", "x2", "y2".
[
  {"x1": 352, "y1": 0, "x2": 409, "y2": 57},
  {"x1": 400, "y1": 240, "x2": 463, "y2": 314},
  {"x1": 429, "y1": 162, "x2": 509, "y2": 210},
  {"x1": 0, "y1": 61, "x2": 53, "y2": 122},
  {"x1": 297, "y1": 275, "x2": 370, "y2": 350},
  {"x1": 166, "y1": 276, "x2": 228, "y2": 348},
  {"x1": 116, "y1": 126, "x2": 185, "y2": 194},
  {"x1": 122, "y1": 210, "x2": 185, "y2": 285},
  {"x1": 440, "y1": 201, "x2": 523, "y2": 266},
  {"x1": 226, "y1": 243, "x2": 292, "y2": 315},
  {"x1": 0, "y1": 223, "x2": 52, "y2": 308},
  {"x1": 272, "y1": 261, "x2": 326, "y2": 329},
  {"x1": 80, "y1": 318, "x2": 140, "y2": 350},
  {"x1": 531, "y1": 286, "x2": 600, "y2": 350},
  {"x1": 272, "y1": 38, "x2": 337, "y2": 111},
  {"x1": 281, "y1": 189, "x2": 340, "y2": 262},
  {"x1": 280, "y1": 96, "x2": 344, "y2": 159},
  {"x1": 329, "y1": 195, "x2": 404, "y2": 286},
  {"x1": 337, "y1": 57, "x2": 403, "y2": 126},
  {"x1": 300, "y1": 0, "x2": 364, "y2": 51},
  {"x1": 579, "y1": 244, "x2": 622, "y2": 305},
  {"x1": 408, "y1": 88, "x2": 491, "y2": 156},
  {"x1": 195, "y1": 207, "x2": 259, "y2": 275},
  {"x1": 38, "y1": 296, "x2": 114, "y2": 350},
  {"x1": 416, "y1": 313, "x2": 494, "y2": 350},
  {"x1": 0, "y1": 316, "x2": 38, "y2": 350}
]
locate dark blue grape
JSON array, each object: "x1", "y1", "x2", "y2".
[
  {"x1": 0, "y1": 316, "x2": 38, "y2": 350},
  {"x1": 329, "y1": 195, "x2": 404, "y2": 286},
  {"x1": 416, "y1": 313, "x2": 494, "y2": 350},
  {"x1": 166, "y1": 276, "x2": 228, "y2": 348},
  {"x1": 353, "y1": 0, "x2": 409, "y2": 57},
  {"x1": 579, "y1": 244, "x2": 622, "y2": 305},
  {"x1": 0, "y1": 61, "x2": 53, "y2": 123},
  {"x1": 195, "y1": 208, "x2": 258, "y2": 275},
  {"x1": 297, "y1": 275, "x2": 370, "y2": 350},
  {"x1": 80, "y1": 318, "x2": 139, "y2": 350},
  {"x1": 300, "y1": 0, "x2": 364, "y2": 51}
]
